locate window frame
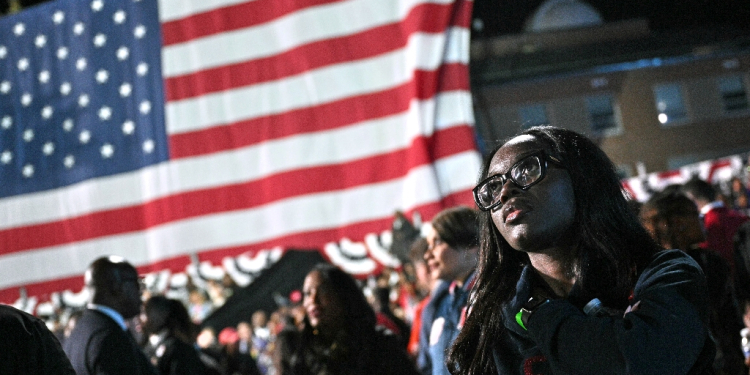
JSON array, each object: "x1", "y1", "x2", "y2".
[
  {"x1": 585, "y1": 93, "x2": 623, "y2": 137},
  {"x1": 717, "y1": 74, "x2": 750, "y2": 115},
  {"x1": 652, "y1": 83, "x2": 690, "y2": 127}
]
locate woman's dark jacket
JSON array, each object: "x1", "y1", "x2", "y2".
[{"x1": 492, "y1": 249, "x2": 715, "y2": 375}]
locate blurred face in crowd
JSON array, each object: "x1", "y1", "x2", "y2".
[
  {"x1": 303, "y1": 270, "x2": 345, "y2": 331},
  {"x1": 413, "y1": 259, "x2": 432, "y2": 292},
  {"x1": 732, "y1": 177, "x2": 744, "y2": 193},
  {"x1": 640, "y1": 203, "x2": 705, "y2": 250},
  {"x1": 487, "y1": 135, "x2": 576, "y2": 253},
  {"x1": 237, "y1": 322, "x2": 252, "y2": 341},
  {"x1": 86, "y1": 256, "x2": 144, "y2": 319},
  {"x1": 739, "y1": 194, "x2": 749, "y2": 209},
  {"x1": 252, "y1": 310, "x2": 267, "y2": 328},
  {"x1": 197, "y1": 328, "x2": 216, "y2": 348},
  {"x1": 424, "y1": 225, "x2": 476, "y2": 282},
  {"x1": 140, "y1": 297, "x2": 168, "y2": 335},
  {"x1": 639, "y1": 207, "x2": 660, "y2": 240},
  {"x1": 672, "y1": 212, "x2": 706, "y2": 250},
  {"x1": 119, "y1": 269, "x2": 144, "y2": 319}
]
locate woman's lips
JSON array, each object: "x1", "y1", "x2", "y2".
[
  {"x1": 502, "y1": 200, "x2": 531, "y2": 224},
  {"x1": 307, "y1": 307, "x2": 321, "y2": 320},
  {"x1": 505, "y1": 209, "x2": 523, "y2": 223},
  {"x1": 427, "y1": 263, "x2": 440, "y2": 274}
]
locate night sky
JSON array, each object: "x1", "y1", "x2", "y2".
[
  {"x1": 472, "y1": 0, "x2": 750, "y2": 39},
  {"x1": 4, "y1": 0, "x2": 750, "y2": 40}
]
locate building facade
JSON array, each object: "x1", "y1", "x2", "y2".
[{"x1": 471, "y1": 18, "x2": 750, "y2": 178}]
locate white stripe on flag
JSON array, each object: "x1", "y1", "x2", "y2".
[
  {"x1": 0, "y1": 150, "x2": 479, "y2": 288},
  {"x1": 158, "y1": 0, "x2": 259, "y2": 23},
  {"x1": 165, "y1": 30, "x2": 466, "y2": 134},
  {"x1": 161, "y1": 0, "x2": 456, "y2": 77},
  {"x1": 0, "y1": 91, "x2": 471, "y2": 229}
]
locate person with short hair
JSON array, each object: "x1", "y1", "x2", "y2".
[
  {"x1": 417, "y1": 206, "x2": 479, "y2": 375},
  {"x1": 63, "y1": 256, "x2": 158, "y2": 375},
  {"x1": 447, "y1": 126, "x2": 714, "y2": 375},
  {"x1": 640, "y1": 190, "x2": 745, "y2": 375},
  {"x1": 681, "y1": 177, "x2": 749, "y2": 272}
]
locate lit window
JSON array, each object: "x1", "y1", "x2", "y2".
[
  {"x1": 653, "y1": 84, "x2": 688, "y2": 125},
  {"x1": 518, "y1": 104, "x2": 548, "y2": 129},
  {"x1": 586, "y1": 94, "x2": 618, "y2": 133},
  {"x1": 718, "y1": 75, "x2": 749, "y2": 112}
]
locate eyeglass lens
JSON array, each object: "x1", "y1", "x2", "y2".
[
  {"x1": 512, "y1": 156, "x2": 542, "y2": 186},
  {"x1": 476, "y1": 155, "x2": 543, "y2": 209}
]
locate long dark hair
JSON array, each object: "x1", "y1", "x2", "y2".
[
  {"x1": 143, "y1": 295, "x2": 197, "y2": 345},
  {"x1": 446, "y1": 126, "x2": 661, "y2": 374},
  {"x1": 301, "y1": 263, "x2": 376, "y2": 335},
  {"x1": 287, "y1": 263, "x2": 378, "y2": 375}
]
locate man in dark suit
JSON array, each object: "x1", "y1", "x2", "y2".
[
  {"x1": 0, "y1": 304, "x2": 76, "y2": 375},
  {"x1": 63, "y1": 256, "x2": 158, "y2": 375}
]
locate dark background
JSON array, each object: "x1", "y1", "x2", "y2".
[
  {"x1": 5, "y1": 0, "x2": 750, "y2": 38},
  {"x1": 469, "y1": 0, "x2": 750, "y2": 39}
]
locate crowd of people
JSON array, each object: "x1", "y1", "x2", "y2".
[{"x1": 3, "y1": 125, "x2": 750, "y2": 375}]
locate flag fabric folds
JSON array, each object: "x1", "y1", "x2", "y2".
[{"x1": 0, "y1": 0, "x2": 480, "y2": 303}]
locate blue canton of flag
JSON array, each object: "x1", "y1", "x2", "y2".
[{"x1": 0, "y1": 0, "x2": 168, "y2": 198}]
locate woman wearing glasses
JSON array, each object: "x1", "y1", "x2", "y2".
[{"x1": 446, "y1": 126, "x2": 714, "y2": 374}]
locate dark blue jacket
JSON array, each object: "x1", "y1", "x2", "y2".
[
  {"x1": 492, "y1": 249, "x2": 715, "y2": 375},
  {"x1": 418, "y1": 274, "x2": 474, "y2": 375},
  {"x1": 63, "y1": 309, "x2": 158, "y2": 375}
]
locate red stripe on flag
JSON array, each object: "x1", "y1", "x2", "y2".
[
  {"x1": 161, "y1": 0, "x2": 471, "y2": 47},
  {"x1": 189, "y1": 190, "x2": 470, "y2": 265},
  {"x1": 169, "y1": 63, "x2": 469, "y2": 159},
  {"x1": 707, "y1": 160, "x2": 732, "y2": 183},
  {"x1": 0, "y1": 195, "x2": 465, "y2": 304},
  {"x1": 0, "y1": 126, "x2": 475, "y2": 256},
  {"x1": 439, "y1": 186, "x2": 475, "y2": 210},
  {"x1": 657, "y1": 170, "x2": 681, "y2": 179},
  {"x1": 161, "y1": 0, "x2": 345, "y2": 46},
  {"x1": 450, "y1": 0, "x2": 473, "y2": 32},
  {"x1": 429, "y1": 124, "x2": 477, "y2": 160},
  {"x1": 163, "y1": 2, "x2": 470, "y2": 101}
]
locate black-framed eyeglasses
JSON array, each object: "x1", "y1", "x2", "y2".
[{"x1": 473, "y1": 151, "x2": 563, "y2": 211}]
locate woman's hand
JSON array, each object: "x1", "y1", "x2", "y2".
[{"x1": 623, "y1": 301, "x2": 641, "y2": 317}]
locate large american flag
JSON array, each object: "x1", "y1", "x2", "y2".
[{"x1": 0, "y1": 0, "x2": 480, "y2": 303}]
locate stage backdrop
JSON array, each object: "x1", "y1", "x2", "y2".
[{"x1": 0, "y1": 0, "x2": 480, "y2": 303}]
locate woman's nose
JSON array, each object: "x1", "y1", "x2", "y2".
[
  {"x1": 304, "y1": 291, "x2": 316, "y2": 305},
  {"x1": 498, "y1": 178, "x2": 522, "y2": 205}
]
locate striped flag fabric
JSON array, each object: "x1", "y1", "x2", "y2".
[
  {"x1": 0, "y1": 0, "x2": 480, "y2": 304},
  {"x1": 622, "y1": 154, "x2": 746, "y2": 202}
]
